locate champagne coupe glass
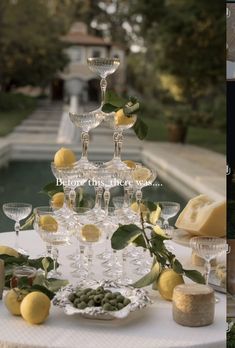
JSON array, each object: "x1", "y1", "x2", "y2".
[
  {"x1": 69, "y1": 110, "x2": 104, "y2": 168},
  {"x1": 158, "y1": 201, "x2": 180, "y2": 229},
  {"x1": 3, "y1": 203, "x2": 32, "y2": 255},
  {"x1": 87, "y1": 57, "x2": 120, "y2": 107},
  {"x1": 73, "y1": 208, "x2": 105, "y2": 285},
  {"x1": 190, "y1": 236, "x2": 226, "y2": 286},
  {"x1": 103, "y1": 112, "x2": 137, "y2": 170},
  {"x1": 34, "y1": 206, "x2": 70, "y2": 279}
]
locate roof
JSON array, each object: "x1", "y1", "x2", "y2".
[{"x1": 61, "y1": 22, "x2": 111, "y2": 47}]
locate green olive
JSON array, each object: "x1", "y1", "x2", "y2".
[
  {"x1": 74, "y1": 298, "x2": 81, "y2": 307},
  {"x1": 103, "y1": 303, "x2": 115, "y2": 311},
  {"x1": 68, "y1": 293, "x2": 76, "y2": 302},
  {"x1": 109, "y1": 299, "x2": 117, "y2": 306},
  {"x1": 117, "y1": 303, "x2": 125, "y2": 310},
  {"x1": 88, "y1": 299, "x2": 95, "y2": 307},
  {"x1": 77, "y1": 301, "x2": 87, "y2": 309},
  {"x1": 75, "y1": 291, "x2": 83, "y2": 297},
  {"x1": 80, "y1": 295, "x2": 89, "y2": 302},
  {"x1": 123, "y1": 298, "x2": 131, "y2": 306},
  {"x1": 116, "y1": 295, "x2": 125, "y2": 302},
  {"x1": 104, "y1": 293, "x2": 113, "y2": 300}
]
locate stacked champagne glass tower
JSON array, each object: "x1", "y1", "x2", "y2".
[{"x1": 34, "y1": 58, "x2": 172, "y2": 284}]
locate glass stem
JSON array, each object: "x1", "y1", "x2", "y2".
[
  {"x1": 117, "y1": 131, "x2": 123, "y2": 160},
  {"x1": 69, "y1": 188, "x2": 76, "y2": 209},
  {"x1": 163, "y1": 219, "x2": 169, "y2": 229},
  {"x1": 100, "y1": 78, "x2": 107, "y2": 105},
  {"x1": 204, "y1": 260, "x2": 211, "y2": 285},
  {"x1": 135, "y1": 189, "x2": 143, "y2": 211},
  {"x1": 80, "y1": 245, "x2": 85, "y2": 269},
  {"x1": 63, "y1": 186, "x2": 71, "y2": 209},
  {"x1": 94, "y1": 186, "x2": 103, "y2": 210},
  {"x1": 113, "y1": 131, "x2": 123, "y2": 160},
  {"x1": 52, "y1": 247, "x2": 59, "y2": 273},
  {"x1": 104, "y1": 189, "x2": 110, "y2": 216},
  {"x1": 81, "y1": 131, "x2": 89, "y2": 160},
  {"x1": 122, "y1": 250, "x2": 128, "y2": 281},
  {"x1": 46, "y1": 243, "x2": 52, "y2": 257},
  {"x1": 87, "y1": 245, "x2": 93, "y2": 279},
  {"x1": 14, "y1": 221, "x2": 20, "y2": 250}
]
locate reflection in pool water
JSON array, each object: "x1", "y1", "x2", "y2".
[{"x1": 0, "y1": 161, "x2": 186, "y2": 233}]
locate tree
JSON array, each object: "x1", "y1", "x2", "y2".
[{"x1": 0, "y1": 0, "x2": 68, "y2": 91}]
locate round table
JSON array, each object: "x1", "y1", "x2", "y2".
[{"x1": 0, "y1": 230, "x2": 226, "y2": 348}]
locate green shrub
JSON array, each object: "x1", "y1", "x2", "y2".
[{"x1": 0, "y1": 92, "x2": 36, "y2": 112}]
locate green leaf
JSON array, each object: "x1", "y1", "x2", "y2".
[
  {"x1": 111, "y1": 224, "x2": 143, "y2": 250},
  {"x1": 132, "y1": 234, "x2": 147, "y2": 248},
  {"x1": 104, "y1": 90, "x2": 126, "y2": 107},
  {"x1": 102, "y1": 103, "x2": 119, "y2": 113},
  {"x1": 20, "y1": 213, "x2": 35, "y2": 230},
  {"x1": 172, "y1": 259, "x2": 184, "y2": 274},
  {"x1": 40, "y1": 181, "x2": 63, "y2": 197},
  {"x1": 18, "y1": 276, "x2": 30, "y2": 288},
  {"x1": 133, "y1": 117, "x2": 148, "y2": 140},
  {"x1": 184, "y1": 269, "x2": 205, "y2": 284},
  {"x1": 46, "y1": 278, "x2": 69, "y2": 292},
  {"x1": 143, "y1": 200, "x2": 157, "y2": 212},
  {"x1": 123, "y1": 102, "x2": 140, "y2": 115},
  {"x1": 132, "y1": 262, "x2": 161, "y2": 288},
  {"x1": 29, "y1": 284, "x2": 55, "y2": 300}
]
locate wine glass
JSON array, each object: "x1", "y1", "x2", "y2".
[
  {"x1": 34, "y1": 206, "x2": 70, "y2": 279},
  {"x1": 103, "y1": 112, "x2": 137, "y2": 170},
  {"x1": 87, "y1": 57, "x2": 120, "y2": 107},
  {"x1": 73, "y1": 208, "x2": 105, "y2": 285},
  {"x1": 2, "y1": 203, "x2": 32, "y2": 255},
  {"x1": 190, "y1": 236, "x2": 226, "y2": 285},
  {"x1": 69, "y1": 110, "x2": 104, "y2": 168},
  {"x1": 158, "y1": 201, "x2": 180, "y2": 229}
]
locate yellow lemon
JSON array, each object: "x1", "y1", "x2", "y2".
[
  {"x1": 51, "y1": 192, "x2": 64, "y2": 209},
  {"x1": 20, "y1": 291, "x2": 51, "y2": 325},
  {"x1": 157, "y1": 269, "x2": 184, "y2": 301},
  {"x1": 4, "y1": 288, "x2": 27, "y2": 316},
  {"x1": 123, "y1": 160, "x2": 136, "y2": 169},
  {"x1": 131, "y1": 202, "x2": 149, "y2": 215},
  {"x1": 0, "y1": 245, "x2": 19, "y2": 257},
  {"x1": 39, "y1": 215, "x2": 58, "y2": 232},
  {"x1": 81, "y1": 224, "x2": 101, "y2": 242},
  {"x1": 132, "y1": 167, "x2": 151, "y2": 181},
  {"x1": 115, "y1": 109, "x2": 136, "y2": 126},
  {"x1": 54, "y1": 147, "x2": 76, "y2": 168},
  {"x1": 153, "y1": 225, "x2": 166, "y2": 236},
  {"x1": 149, "y1": 205, "x2": 161, "y2": 225}
]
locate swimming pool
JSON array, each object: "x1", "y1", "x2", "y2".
[{"x1": 0, "y1": 161, "x2": 186, "y2": 232}]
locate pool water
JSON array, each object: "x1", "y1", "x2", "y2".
[{"x1": 0, "y1": 161, "x2": 186, "y2": 233}]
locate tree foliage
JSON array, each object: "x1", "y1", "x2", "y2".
[{"x1": 0, "y1": 0, "x2": 68, "y2": 91}]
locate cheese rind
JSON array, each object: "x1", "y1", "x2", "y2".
[
  {"x1": 175, "y1": 194, "x2": 226, "y2": 237},
  {"x1": 172, "y1": 284, "x2": 215, "y2": 327}
]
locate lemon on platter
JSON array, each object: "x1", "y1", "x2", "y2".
[
  {"x1": 39, "y1": 215, "x2": 58, "y2": 233},
  {"x1": 132, "y1": 167, "x2": 151, "y2": 181},
  {"x1": 51, "y1": 192, "x2": 64, "y2": 209},
  {"x1": 115, "y1": 109, "x2": 136, "y2": 127},
  {"x1": 157, "y1": 269, "x2": 184, "y2": 301},
  {"x1": 54, "y1": 147, "x2": 76, "y2": 168},
  {"x1": 20, "y1": 291, "x2": 51, "y2": 325},
  {"x1": 123, "y1": 160, "x2": 136, "y2": 169},
  {"x1": 0, "y1": 245, "x2": 19, "y2": 257},
  {"x1": 4, "y1": 288, "x2": 27, "y2": 316},
  {"x1": 81, "y1": 224, "x2": 102, "y2": 242}
]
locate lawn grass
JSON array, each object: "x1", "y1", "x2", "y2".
[
  {"x1": 144, "y1": 118, "x2": 226, "y2": 154},
  {"x1": 0, "y1": 93, "x2": 37, "y2": 136}
]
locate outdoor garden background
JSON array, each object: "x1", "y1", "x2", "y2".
[{"x1": 0, "y1": 0, "x2": 225, "y2": 232}]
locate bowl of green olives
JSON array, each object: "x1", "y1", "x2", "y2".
[{"x1": 53, "y1": 280, "x2": 151, "y2": 320}]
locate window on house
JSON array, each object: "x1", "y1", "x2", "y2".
[{"x1": 92, "y1": 50, "x2": 101, "y2": 57}]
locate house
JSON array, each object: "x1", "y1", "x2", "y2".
[{"x1": 51, "y1": 22, "x2": 126, "y2": 102}]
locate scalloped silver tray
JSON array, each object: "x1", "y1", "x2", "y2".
[{"x1": 53, "y1": 280, "x2": 152, "y2": 320}]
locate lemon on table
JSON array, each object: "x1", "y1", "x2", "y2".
[
  {"x1": 115, "y1": 109, "x2": 136, "y2": 126},
  {"x1": 0, "y1": 245, "x2": 19, "y2": 257},
  {"x1": 132, "y1": 167, "x2": 151, "y2": 181},
  {"x1": 54, "y1": 147, "x2": 76, "y2": 168},
  {"x1": 123, "y1": 160, "x2": 136, "y2": 169},
  {"x1": 4, "y1": 288, "x2": 27, "y2": 316},
  {"x1": 81, "y1": 224, "x2": 102, "y2": 242},
  {"x1": 20, "y1": 291, "x2": 51, "y2": 325},
  {"x1": 157, "y1": 269, "x2": 184, "y2": 301},
  {"x1": 51, "y1": 192, "x2": 64, "y2": 209},
  {"x1": 39, "y1": 215, "x2": 58, "y2": 232}
]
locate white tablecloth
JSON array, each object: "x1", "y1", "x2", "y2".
[{"x1": 0, "y1": 230, "x2": 226, "y2": 348}]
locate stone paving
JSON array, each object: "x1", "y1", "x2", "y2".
[{"x1": 0, "y1": 101, "x2": 226, "y2": 200}]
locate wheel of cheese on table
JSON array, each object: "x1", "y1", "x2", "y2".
[
  {"x1": 172, "y1": 284, "x2": 215, "y2": 327},
  {"x1": 175, "y1": 194, "x2": 226, "y2": 237}
]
